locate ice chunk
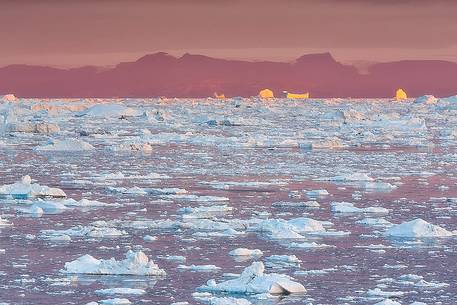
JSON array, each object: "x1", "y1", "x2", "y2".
[
  {"x1": 61, "y1": 198, "x2": 118, "y2": 207},
  {"x1": 414, "y1": 95, "x2": 437, "y2": 105},
  {"x1": 374, "y1": 300, "x2": 402, "y2": 305},
  {"x1": 35, "y1": 139, "x2": 94, "y2": 151},
  {"x1": 362, "y1": 181, "x2": 397, "y2": 191},
  {"x1": 198, "y1": 261, "x2": 306, "y2": 295},
  {"x1": 229, "y1": 248, "x2": 263, "y2": 257},
  {"x1": 1, "y1": 94, "x2": 17, "y2": 102},
  {"x1": 178, "y1": 264, "x2": 221, "y2": 272},
  {"x1": 95, "y1": 288, "x2": 146, "y2": 295},
  {"x1": 251, "y1": 217, "x2": 326, "y2": 239},
  {"x1": 208, "y1": 297, "x2": 252, "y2": 305},
  {"x1": 42, "y1": 223, "x2": 127, "y2": 239},
  {"x1": 99, "y1": 299, "x2": 131, "y2": 305},
  {"x1": 319, "y1": 173, "x2": 374, "y2": 182},
  {"x1": 305, "y1": 189, "x2": 329, "y2": 197},
  {"x1": 77, "y1": 104, "x2": 143, "y2": 118},
  {"x1": 331, "y1": 202, "x2": 389, "y2": 214},
  {"x1": 61, "y1": 250, "x2": 166, "y2": 276},
  {"x1": 108, "y1": 143, "x2": 153, "y2": 152},
  {"x1": 385, "y1": 218, "x2": 453, "y2": 238},
  {"x1": 0, "y1": 175, "x2": 66, "y2": 199},
  {"x1": 178, "y1": 205, "x2": 233, "y2": 219},
  {"x1": 299, "y1": 137, "x2": 344, "y2": 149},
  {"x1": 7, "y1": 121, "x2": 60, "y2": 134},
  {"x1": 0, "y1": 216, "x2": 12, "y2": 227},
  {"x1": 265, "y1": 255, "x2": 301, "y2": 268}
]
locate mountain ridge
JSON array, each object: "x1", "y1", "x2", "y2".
[{"x1": 1, "y1": 52, "x2": 456, "y2": 98}]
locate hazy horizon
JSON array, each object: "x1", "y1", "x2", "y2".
[{"x1": 1, "y1": 0, "x2": 456, "y2": 67}]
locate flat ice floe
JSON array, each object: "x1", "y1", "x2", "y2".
[
  {"x1": 98, "y1": 298, "x2": 132, "y2": 305},
  {"x1": 35, "y1": 138, "x2": 94, "y2": 151},
  {"x1": 95, "y1": 288, "x2": 146, "y2": 295},
  {"x1": 250, "y1": 217, "x2": 326, "y2": 239},
  {"x1": 228, "y1": 248, "x2": 263, "y2": 257},
  {"x1": 0, "y1": 175, "x2": 66, "y2": 199},
  {"x1": 6, "y1": 121, "x2": 60, "y2": 134},
  {"x1": 205, "y1": 297, "x2": 252, "y2": 305},
  {"x1": 61, "y1": 250, "x2": 166, "y2": 276},
  {"x1": 41, "y1": 222, "x2": 127, "y2": 239},
  {"x1": 178, "y1": 205, "x2": 233, "y2": 219},
  {"x1": 0, "y1": 216, "x2": 12, "y2": 227},
  {"x1": 198, "y1": 261, "x2": 306, "y2": 295},
  {"x1": 331, "y1": 202, "x2": 389, "y2": 214},
  {"x1": 177, "y1": 264, "x2": 221, "y2": 272},
  {"x1": 385, "y1": 218, "x2": 453, "y2": 238},
  {"x1": 77, "y1": 103, "x2": 144, "y2": 118},
  {"x1": 318, "y1": 172, "x2": 374, "y2": 182}
]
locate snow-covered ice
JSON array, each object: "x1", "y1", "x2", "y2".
[
  {"x1": 61, "y1": 250, "x2": 166, "y2": 276},
  {"x1": 198, "y1": 262, "x2": 306, "y2": 295}
]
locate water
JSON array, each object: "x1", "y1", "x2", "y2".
[{"x1": 0, "y1": 98, "x2": 456, "y2": 304}]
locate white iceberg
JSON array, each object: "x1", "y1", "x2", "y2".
[
  {"x1": 178, "y1": 205, "x2": 233, "y2": 219},
  {"x1": 414, "y1": 95, "x2": 437, "y2": 105},
  {"x1": 0, "y1": 216, "x2": 12, "y2": 227},
  {"x1": 7, "y1": 121, "x2": 60, "y2": 134},
  {"x1": 331, "y1": 202, "x2": 389, "y2": 214},
  {"x1": 374, "y1": 300, "x2": 402, "y2": 305},
  {"x1": 319, "y1": 173, "x2": 374, "y2": 182},
  {"x1": 1, "y1": 94, "x2": 17, "y2": 102},
  {"x1": 251, "y1": 217, "x2": 326, "y2": 239},
  {"x1": 229, "y1": 248, "x2": 263, "y2": 257},
  {"x1": 198, "y1": 261, "x2": 306, "y2": 295},
  {"x1": 0, "y1": 175, "x2": 66, "y2": 199},
  {"x1": 385, "y1": 218, "x2": 453, "y2": 238},
  {"x1": 178, "y1": 264, "x2": 221, "y2": 272},
  {"x1": 77, "y1": 104, "x2": 143, "y2": 118},
  {"x1": 61, "y1": 250, "x2": 166, "y2": 276},
  {"x1": 42, "y1": 223, "x2": 127, "y2": 239},
  {"x1": 35, "y1": 139, "x2": 94, "y2": 151},
  {"x1": 99, "y1": 298, "x2": 131, "y2": 305},
  {"x1": 95, "y1": 288, "x2": 146, "y2": 295}
]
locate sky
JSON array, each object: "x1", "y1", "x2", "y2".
[{"x1": 1, "y1": 0, "x2": 457, "y2": 67}]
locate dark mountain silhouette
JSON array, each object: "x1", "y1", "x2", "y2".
[{"x1": 0, "y1": 52, "x2": 456, "y2": 98}]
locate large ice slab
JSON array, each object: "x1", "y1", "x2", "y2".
[
  {"x1": 0, "y1": 175, "x2": 66, "y2": 199},
  {"x1": 61, "y1": 250, "x2": 166, "y2": 276},
  {"x1": 198, "y1": 261, "x2": 306, "y2": 295},
  {"x1": 385, "y1": 218, "x2": 453, "y2": 238}
]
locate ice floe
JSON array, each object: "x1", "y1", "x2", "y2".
[
  {"x1": 385, "y1": 218, "x2": 453, "y2": 238},
  {"x1": 0, "y1": 175, "x2": 66, "y2": 199},
  {"x1": 35, "y1": 138, "x2": 94, "y2": 151},
  {"x1": 331, "y1": 202, "x2": 389, "y2": 214},
  {"x1": 198, "y1": 261, "x2": 306, "y2": 295},
  {"x1": 229, "y1": 248, "x2": 263, "y2": 257},
  {"x1": 61, "y1": 250, "x2": 166, "y2": 276},
  {"x1": 77, "y1": 104, "x2": 144, "y2": 118}
]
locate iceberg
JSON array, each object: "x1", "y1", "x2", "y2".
[
  {"x1": 228, "y1": 248, "x2": 263, "y2": 257},
  {"x1": 35, "y1": 139, "x2": 94, "y2": 151},
  {"x1": 198, "y1": 261, "x2": 306, "y2": 295},
  {"x1": 331, "y1": 202, "x2": 389, "y2": 214},
  {"x1": 385, "y1": 218, "x2": 453, "y2": 238},
  {"x1": 77, "y1": 104, "x2": 143, "y2": 118},
  {"x1": 61, "y1": 250, "x2": 166, "y2": 276},
  {"x1": 0, "y1": 175, "x2": 66, "y2": 199}
]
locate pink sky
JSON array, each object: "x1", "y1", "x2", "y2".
[{"x1": 1, "y1": 0, "x2": 456, "y2": 67}]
